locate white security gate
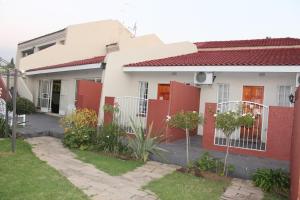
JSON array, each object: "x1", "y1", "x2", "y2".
[
  {"x1": 39, "y1": 80, "x2": 52, "y2": 112},
  {"x1": 215, "y1": 101, "x2": 269, "y2": 151},
  {"x1": 114, "y1": 96, "x2": 148, "y2": 133}
]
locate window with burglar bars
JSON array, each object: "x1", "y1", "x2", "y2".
[
  {"x1": 138, "y1": 81, "x2": 148, "y2": 115},
  {"x1": 217, "y1": 83, "x2": 229, "y2": 110},
  {"x1": 278, "y1": 85, "x2": 292, "y2": 107}
]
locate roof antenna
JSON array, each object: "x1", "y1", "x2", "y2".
[{"x1": 128, "y1": 22, "x2": 137, "y2": 37}]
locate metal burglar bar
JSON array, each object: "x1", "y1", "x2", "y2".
[
  {"x1": 215, "y1": 101, "x2": 269, "y2": 151},
  {"x1": 114, "y1": 96, "x2": 148, "y2": 133}
]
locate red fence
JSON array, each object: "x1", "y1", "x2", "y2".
[
  {"x1": 103, "y1": 96, "x2": 114, "y2": 125},
  {"x1": 147, "y1": 99, "x2": 169, "y2": 139},
  {"x1": 0, "y1": 75, "x2": 10, "y2": 101},
  {"x1": 290, "y1": 87, "x2": 300, "y2": 200},
  {"x1": 103, "y1": 81, "x2": 201, "y2": 142},
  {"x1": 202, "y1": 103, "x2": 294, "y2": 161},
  {"x1": 76, "y1": 80, "x2": 102, "y2": 114},
  {"x1": 146, "y1": 81, "x2": 200, "y2": 142}
]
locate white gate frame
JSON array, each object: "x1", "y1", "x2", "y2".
[
  {"x1": 114, "y1": 96, "x2": 148, "y2": 133},
  {"x1": 214, "y1": 101, "x2": 269, "y2": 151}
]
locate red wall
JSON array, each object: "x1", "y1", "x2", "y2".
[
  {"x1": 202, "y1": 103, "x2": 294, "y2": 161},
  {"x1": 76, "y1": 80, "x2": 102, "y2": 114},
  {"x1": 0, "y1": 75, "x2": 10, "y2": 101},
  {"x1": 145, "y1": 81, "x2": 201, "y2": 142},
  {"x1": 166, "y1": 81, "x2": 201, "y2": 142},
  {"x1": 147, "y1": 99, "x2": 169, "y2": 139},
  {"x1": 290, "y1": 87, "x2": 300, "y2": 200},
  {"x1": 103, "y1": 96, "x2": 114, "y2": 125}
]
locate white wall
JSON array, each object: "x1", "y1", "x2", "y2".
[
  {"x1": 99, "y1": 41, "x2": 198, "y2": 123},
  {"x1": 109, "y1": 71, "x2": 296, "y2": 136},
  {"x1": 18, "y1": 20, "x2": 133, "y2": 71},
  {"x1": 29, "y1": 68, "x2": 102, "y2": 115},
  {"x1": 118, "y1": 72, "x2": 296, "y2": 113}
]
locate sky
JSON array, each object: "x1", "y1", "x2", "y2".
[{"x1": 0, "y1": 0, "x2": 300, "y2": 61}]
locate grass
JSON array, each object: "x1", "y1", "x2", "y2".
[
  {"x1": 144, "y1": 171, "x2": 230, "y2": 200},
  {"x1": 0, "y1": 139, "x2": 88, "y2": 200},
  {"x1": 263, "y1": 192, "x2": 288, "y2": 200},
  {"x1": 72, "y1": 149, "x2": 143, "y2": 176}
]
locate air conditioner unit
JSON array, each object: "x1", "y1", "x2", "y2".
[
  {"x1": 296, "y1": 73, "x2": 300, "y2": 87},
  {"x1": 194, "y1": 72, "x2": 213, "y2": 85}
]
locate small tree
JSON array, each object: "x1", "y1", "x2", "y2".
[
  {"x1": 214, "y1": 111, "x2": 254, "y2": 175},
  {"x1": 167, "y1": 111, "x2": 203, "y2": 165}
]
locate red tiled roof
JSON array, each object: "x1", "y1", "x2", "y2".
[
  {"x1": 126, "y1": 48, "x2": 300, "y2": 67},
  {"x1": 26, "y1": 56, "x2": 105, "y2": 72},
  {"x1": 195, "y1": 38, "x2": 300, "y2": 49}
]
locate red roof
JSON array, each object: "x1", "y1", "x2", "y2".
[
  {"x1": 26, "y1": 56, "x2": 105, "y2": 72},
  {"x1": 126, "y1": 48, "x2": 300, "y2": 66},
  {"x1": 195, "y1": 38, "x2": 300, "y2": 49}
]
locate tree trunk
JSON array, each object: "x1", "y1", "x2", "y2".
[
  {"x1": 185, "y1": 128, "x2": 189, "y2": 165},
  {"x1": 223, "y1": 135, "x2": 230, "y2": 176}
]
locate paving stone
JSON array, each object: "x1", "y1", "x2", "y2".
[
  {"x1": 220, "y1": 178, "x2": 264, "y2": 200},
  {"x1": 26, "y1": 137, "x2": 177, "y2": 200}
]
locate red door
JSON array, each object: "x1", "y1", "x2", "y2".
[
  {"x1": 240, "y1": 86, "x2": 264, "y2": 140},
  {"x1": 76, "y1": 80, "x2": 102, "y2": 114},
  {"x1": 157, "y1": 84, "x2": 170, "y2": 100}
]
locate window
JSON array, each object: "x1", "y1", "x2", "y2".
[
  {"x1": 217, "y1": 83, "x2": 229, "y2": 103},
  {"x1": 22, "y1": 48, "x2": 34, "y2": 57},
  {"x1": 138, "y1": 81, "x2": 148, "y2": 115},
  {"x1": 217, "y1": 84, "x2": 229, "y2": 111},
  {"x1": 38, "y1": 43, "x2": 55, "y2": 51},
  {"x1": 278, "y1": 85, "x2": 292, "y2": 107}
]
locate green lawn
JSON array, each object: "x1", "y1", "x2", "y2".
[
  {"x1": 263, "y1": 192, "x2": 288, "y2": 200},
  {"x1": 72, "y1": 149, "x2": 143, "y2": 176},
  {"x1": 0, "y1": 139, "x2": 88, "y2": 200},
  {"x1": 144, "y1": 172, "x2": 230, "y2": 200}
]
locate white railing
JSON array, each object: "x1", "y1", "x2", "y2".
[
  {"x1": 215, "y1": 101, "x2": 269, "y2": 151},
  {"x1": 114, "y1": 96, "x2": 148, "y2": 134}
]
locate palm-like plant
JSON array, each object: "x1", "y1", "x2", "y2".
[{"x1": 128, "y1": 119, "x2": 166, "y2": 162}]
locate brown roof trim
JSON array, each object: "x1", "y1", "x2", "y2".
[{"x1": 18, "y1": 28, "x2": 66, "y2": 45}]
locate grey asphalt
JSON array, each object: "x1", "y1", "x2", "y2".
[
  {"x1": 17, "y1": 114, "x2": 289, "y2": 179},
  {"x1": 151, "y1": 135, "x2": 289, "y2": 179},
  {"x1": 17, "y1": 113, "x2": 64, "y2": 138}
]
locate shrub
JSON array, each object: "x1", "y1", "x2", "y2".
[
  {"x1": 0, "y1": 118, "x2": 10, "y2": 138},
  {"x1": 129, "y1": 120, "x2": 166, "y2": 162},
  {"x1": 61, "y1": 109, "x2": 98, "y2": 149},
  {"x1": 252, "y1": 168, "x2": 290, "y2": 196},
  {"x1": 7, "y1": 97, "x2": 35, "y2": 115},
  {"x1": 91, "y1": 123, "x2": 129, "y2": 154},
  {"x1": 63, "y1": 127, "x2": 96, "y2": 150},
  {"x1": 195, "y1": 152, "x2": 234, "y2": 176}
]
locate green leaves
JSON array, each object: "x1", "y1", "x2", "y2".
[
  {"x1": 167, "y1": 111, "x2": 203, "y2": 131},
  {"x1": 7, "y1": 97, "x2": 35, "y2": 115},
  {"x1": 252, "y1": 168, "x2": 290, "y2": 196},
  {"x1": 195, "y1": 152, "x2": 235, "y2": 176},
  {"x1": 214, "y1": 111, "x2": 255, "y2": 137},
  {"x1": 128, "y1": 120, "x2": 166, "y2": 162}
]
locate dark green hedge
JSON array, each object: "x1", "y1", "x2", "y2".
[{"x1": 7, "y1": 97, "x2": 35, "y2": 115}]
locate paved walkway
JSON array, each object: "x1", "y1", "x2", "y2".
[
  {"x1": 220, "y1": 178, "x2": 264, "y2": 200},
  {"x1": 26, "y1": 137, "x2": 178, "y2": 200}
]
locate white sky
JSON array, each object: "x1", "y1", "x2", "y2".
[{"x1": 1, "y1": 0, "x2": 300, "y2": 61}]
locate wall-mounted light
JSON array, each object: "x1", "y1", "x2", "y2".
[
  {"x1": 289, "y1": 93, "x2": 296, "y2": 104},
  {"x1": 100, "y1": 62, "x2": 106, "y2": 69}
]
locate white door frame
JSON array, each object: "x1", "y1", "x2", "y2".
[{"x1": 38, "y1": 79, "x2": 53, "y2": 112}]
